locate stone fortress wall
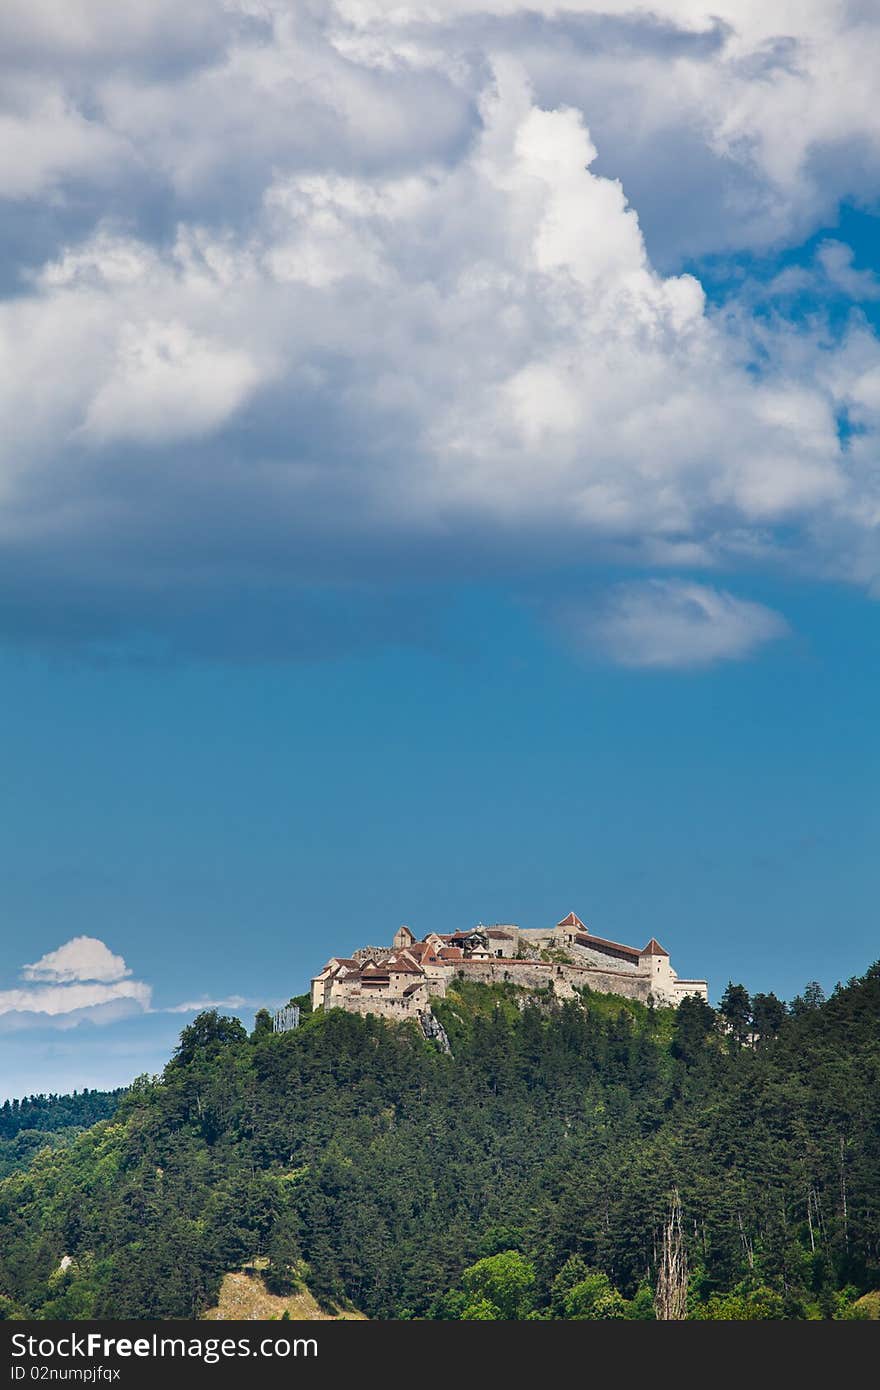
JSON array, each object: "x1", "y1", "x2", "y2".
[
  {"x1": 310, "y1": 911, "x2": 708, "y2": 1022},
  {"x1": 445, "y1": 957, "x2": 655, "y2": 1003}
]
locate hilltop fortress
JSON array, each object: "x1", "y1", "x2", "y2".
[{"x1": 311, "y1": 911, "x2": 708, "y2": 1023}]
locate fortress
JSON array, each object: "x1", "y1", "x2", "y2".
[{"x1": 311, "y1": 911, "x2": 708, "y2": 1022}]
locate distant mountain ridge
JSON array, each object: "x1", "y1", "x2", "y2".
[
  {"x1": 0, "y1": 1089, "x2": 124, "y2": 1182},
  {"x1": 0, "y1": 1089, "x2": 124, "y2": 1140}
]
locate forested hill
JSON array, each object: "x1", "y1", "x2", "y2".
[
  {"x1": 0, "y1": 1089, "x2": 124, "y2": 1182},
  {"x1": 1, "y1": 968, "x2": 879, "y2": 1321}
]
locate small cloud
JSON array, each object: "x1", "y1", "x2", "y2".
[
  {"x1": 816, "y1": 240, "x2": 880, "y2": 301},
  {"x1": 23, "y1": 935, "x2": 132, "y2": 983},
  {"x1": 163, "y1": 996, "x2": 255, "y2": 1015},
  {"x1": 558, "y1": 579, "x2": 789, "y2": 669},
  {"x1": 763, "y1": 265, "x2": 815, "y2": 299}
]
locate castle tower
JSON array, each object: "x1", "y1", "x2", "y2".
[
  {"x1": 556, "y1": 911, "x2": 588, "y2": 944},
  {"x1": 639, "y1": 938, "x2": 674, "y2": 1001}
]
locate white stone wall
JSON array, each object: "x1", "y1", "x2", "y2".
[
  {"x1": 325, "y1": 980, "x2": 433, "y2": 1018},
  {"x1": 672, "y1": 980, "x2": 709, "y2": 1003},
  {"x1": 451, "y1": 958, "x2": 654, "y2": 1004},
  {"x1": 567, "y1": 941, "x2": 640, "y2": 974}
]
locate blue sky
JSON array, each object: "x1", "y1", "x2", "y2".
[{"x1": 1, "y1": 1, "x2": 879, "y2": 1097}]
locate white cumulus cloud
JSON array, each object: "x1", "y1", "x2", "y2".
[
  {"x1": 560, "y1": 580, "x2": 790, "y2": 669},
  {"x1": 2, "y1": 937, "x2": 151, "y2": 1029},
  {"x1": 0, "y1": 4, "x2": 878, "y2": 662},
  {"x1": 23, "y1": 934, "x2": 132, "y2": 983}
]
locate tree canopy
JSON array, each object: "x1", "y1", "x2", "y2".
[{"x1": 1, "y1": 967, "x2": 879, "y2": 1321}]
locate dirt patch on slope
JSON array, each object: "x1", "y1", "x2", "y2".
[{"x1": 204, "y1": 1270, "x2": 364, "y2": 1321}]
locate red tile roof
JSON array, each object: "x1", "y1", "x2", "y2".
[
  {"x1": 558, "y1": 911, "x2": 587, "y2": 931},
  {"x1": 352, "y1": 951, "x2": 426, "y2": 976},
  {"x1": 640, "y1": 938, "x2": 669, "y2": 957}
]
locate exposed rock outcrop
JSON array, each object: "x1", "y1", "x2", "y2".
[{"x1": 419, "y1": 1008, "x2": 452, "y2": 1055}]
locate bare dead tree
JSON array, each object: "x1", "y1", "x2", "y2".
[
  {"x1": 737, "y1": 1210, "x2": 754, "y2": 1270},
  {"x1": 816, "y1": 1183, "x2": 828, "y2": 1240},
  {"x1": 839, "y1": 1135, "x2": 849, "y2": 1254},
  {"x1": 654, "y1": 1187, "x2": 689, "y2": 1320}
]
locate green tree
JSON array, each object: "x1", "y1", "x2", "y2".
[
  {"x1": 461, "y1": 1251, "x2": 536, "y2": 1320},
  {"x1": 251, "y1": 1009, "x2": 274, "y2": 1040},
  {"x1": 719, "y1": 982, "x2": 752, "y2": 1046},
  {"x1": 461, "y1": 1297, "x2": 501, "y2": 1320},
  {"x1": 479, "y1": 1225, "x2": 525, "y2": 1256},
  {"x1": 790, "y1": 981, "x2": 826, "y2": 1016},
  {"x1": 626, "y1": 1284, "x2": 656, "y2": 1319},
  {"x1": 265, "y1": 1209, "x2": 302, "y2": 1295},
  {"x1": 751, "y1": 992, "x2": 786, "y2": 1043},
  {"x1": 672, "y1": 995, "x2": 717, "y2": 1062},
  {"x1": 562, "y1": 1271, "x2": 627, "y2": 1319},
  {"x1": 167, "y1": 1011, "x2": 248, "y2": 1070},
  {"x1": 694, "y1": 1282, "x2": 784, "y2": 1319}
]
